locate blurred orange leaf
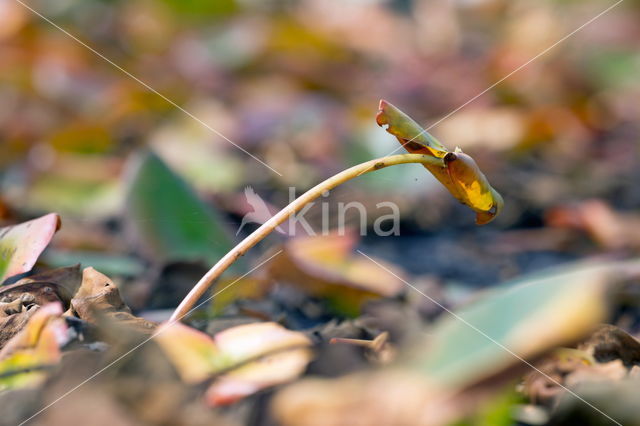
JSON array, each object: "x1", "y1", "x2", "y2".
[{"x1": 267, "y1": 232, "x2": 406, "y2": 316}]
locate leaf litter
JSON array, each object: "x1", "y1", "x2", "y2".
[{"x1": 1, "y1": 100, "x2": 640, "y2": 426}]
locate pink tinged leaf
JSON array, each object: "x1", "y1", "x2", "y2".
[
  {"x1": 206, "y1": 347, "x2": 313, "y2": 406},
  {"x1": 156, "y1": 322, "x2": 313, "y2": 404},
  {"x1": 206, "y1": 322, "x2": 313, "y2": 406},
  {"x1": 213, "y1": 322, "x2": 312, "y2": 361},
  {"x1": 0, "y1": 213, "x2": 61, "y2": 283}
]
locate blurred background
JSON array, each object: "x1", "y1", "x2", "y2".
[{"x1": 1, "y1": 0, "x2": 639, "y2": 295}]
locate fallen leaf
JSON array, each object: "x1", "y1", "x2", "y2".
[
  {"x1": 211, "y1": 276, "x2": 271, "y2": 315},
  {"x1": 272, "y1": 261, "x2": 634, "y2": 426},
  {"x1": 272, "y1": 371, "x2": 453, "y2": 426},
  {"x1": 155, "y1": 322, "x2": 225, "y2": 384},
  {"x1": 0, "y1": 266, "x2": 80, "y2": 348},
  {"x1": 43, "y1": 250, "x2": 145, "y2": 278},
  {"x1": 67, "y1": 267, "x2": 157, "y2": 338},
  {"x1": 564, "y1": 359, "x2": 627, "y2": 388},
  {"x1": 12, "y1": 265, "x2": 82, "y2": 306},
  {"x1": 546, "y1": 200, "x2": 640, "y2": 251},
  {"x1": 124, "y1": 151, "x2": 235, "y2": 264},
  {"x1": 578, "y1": 324, "x2": 640, "y2": 367},
  {"x1": 522, "y1": 349, "x2": 595, "y2": 406},
  {"x1": 267, "y1": 232, "x2": 406, "y2": 316},
  {"x1": 156, "y1": 321, "x2": 312, "y2": 404},
  {"x1": 205, "y1": 346, "x2": 311, "y2": 406},
  {"x1": 0, "y1": 303, "x2": 67, "y2": 391},
  {"x1": 414, "y1": 261, "x2": 617, "y2": 390},
  {"x1": 0, "y1": 214, "x2": 61, "y2": 283},
  {"x1": 14, "y1": 155, "x2": 123, "y2": 218},
  {"x1": 0, "y1": 302, "x2": 66, "y2": 359},
  {"x1": 522, "y1": 326, "x2": 640, "y2": 408}
]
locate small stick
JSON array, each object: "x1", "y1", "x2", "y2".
[
  {"x1": 170, "y1": 154, "x2": 445, "y2": 322},
  {"x1": 330, "y1": 332, "x2": 390, "y2": 352}
]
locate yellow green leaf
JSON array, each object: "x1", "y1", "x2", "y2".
[{"x1": 0, "y1": 303, "x2": 66, "y2": 391}]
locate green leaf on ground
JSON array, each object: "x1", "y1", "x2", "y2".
[
  {"x1": 414, "y1": 261, "x2": 623, "y2": 389},
  {"x1": 124, "y1": 151, "x2": 234, "y2": 264}
]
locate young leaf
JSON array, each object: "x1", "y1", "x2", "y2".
[
  {"x1": 0, "y1": 214, "x2": 61, "y2": 283},
  {"x1": 444, "y1": 151, "x2": 504, "y2": 225},
  {"x1": 376, "y1": 100, "x2": 503, "y2": 224}
]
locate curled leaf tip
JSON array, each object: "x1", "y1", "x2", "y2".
[
  {"x1": 475, "y1": 188, "x2": 503, "y2": 225},
  {"x1": 375, "y1": 99, "x2": 390, "y2": 122}
]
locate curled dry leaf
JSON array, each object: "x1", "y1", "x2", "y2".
[
  {"x1": 522, "y1": 348, "x2": 595, "y2": 406},
  {"x1": 564, "y1": 359, "x2": 627, "y2": 388},
  {"x1": 0, "y1": 213, "x2": 61, "y2": 283},
  {"x1": 0, "y1": 302, "x2": 68, "y2": 391},
  {"x1": 0, "y1": 265, "x2": 81, "y2": 349},
  {"x1": 12, "y1": 265, "x2": 82, "y2": 306},
  {"x1": 156, "y1": 321, "x2": 312, "y2": 405},
  {"x1": 267, "y1": 232, "x2": 406, "y2": 316},
  {"x1": 523, "y1": 342, "x2": 633, "y2": 408},
  {"x1": 0, "y1": 302, "x2": 66, "y2": 359},
  {"x1": 67, "y1": 267, "x2": 156, "y2": 338},
  {"x1": 0, "y1": 306, "x2": 39, "y2": 351},
  {"x1": 376, "y1": 100, "x2": 503, "y2": 224},
  {"x1": 577, "y1": 324, "x2": 640, "y2": 367}
]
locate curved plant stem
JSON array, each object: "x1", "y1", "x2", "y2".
[{"x1": 170, "y1": 153, "x2": 445, "y2": 322}]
